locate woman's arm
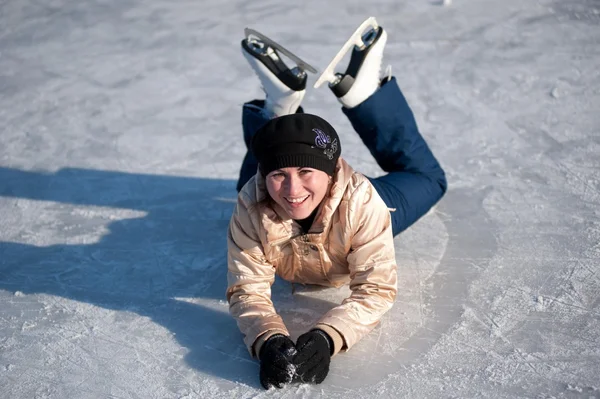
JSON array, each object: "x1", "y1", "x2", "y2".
[
  {"x1": 315, "y1": 180, "x2": 398, "y2": 355},
  {"x1": 227, "y1": 195, "x2": 289, "y2": 358}
]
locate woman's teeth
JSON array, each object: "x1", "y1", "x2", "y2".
[{"x1": 286, "y1": 196, "x2": 308, "y2": 203}]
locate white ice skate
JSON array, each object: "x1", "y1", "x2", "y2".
[
  {"x1": 242, "y1": 28, "x2": 317, "y2": 117},
  {"x1": 314, "y1": 17, "x2": 388, "y2": 108}
]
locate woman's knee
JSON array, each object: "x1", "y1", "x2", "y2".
[{"x1": 433, "y1": 166, "x2": 448, "y2": 197}]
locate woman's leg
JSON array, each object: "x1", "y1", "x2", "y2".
[
  {"x1": 321, "y1": 22, "x2": 446, "y2": 236},
  {"x1": 342, "y1": 77, "x2": 447, "y2": 236},
  {"x1": 236, "y1": 101, "x2": 271, "y2": 192},
  {"x1": 236, "y1": 34, "x2": 308, "y2": 192}
]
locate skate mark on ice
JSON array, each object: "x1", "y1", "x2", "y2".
[
  {"x1": 285, "y1": 187, "x2": 497, "y2": 389},
  {"x1": 393, "y1": 187, "x2": 498, "y2": 362}
]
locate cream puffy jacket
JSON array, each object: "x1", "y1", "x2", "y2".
[{"x1": 227, "y1": 158, "x2": 397, "y2": 357}]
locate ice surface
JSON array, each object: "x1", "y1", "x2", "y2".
[{"x1": 1, "y1": 0, "x2": 599, "y2": 398}]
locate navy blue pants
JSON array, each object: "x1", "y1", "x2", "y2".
[{"x1": 236, "y1": 77, "x2": 447, "y2": 236}]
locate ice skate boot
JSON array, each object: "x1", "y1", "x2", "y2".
[
  {"x1": 314, "y1": 17, "x2": 388, "y2": 108},
  {"x1": 242, "y1": 28, "x2": 317, "y2": 117}
]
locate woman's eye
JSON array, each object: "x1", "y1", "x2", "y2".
[{"x1": 299, "y1": 169, "x2": 312, "y2": 175}]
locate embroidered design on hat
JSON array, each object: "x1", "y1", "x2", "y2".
[{"x1": 312, "y1": 128, "x2": 339, "y2": 160}]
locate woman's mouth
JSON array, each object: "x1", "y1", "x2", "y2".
[{"x1": 285, "y1": 195, "x2": 309, "y2": 207}]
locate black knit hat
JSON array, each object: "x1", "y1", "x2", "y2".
[{"x1": 251, "y1": 113, "x2": 341, "y2": 176}]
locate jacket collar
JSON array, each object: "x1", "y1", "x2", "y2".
[{"x1": 252, "y1": 158, "x2": 355, "y2": 245}]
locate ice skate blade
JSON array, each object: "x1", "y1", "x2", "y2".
[
  {"x1": 314, "y1": 17, "x2": 379, "y2": 89},
  {"x1": 243, "y1": 28, "x2": 318, "y2": 74},
  {"x1": 241, "y1": 37, "x2": 308, "y2": 91}
]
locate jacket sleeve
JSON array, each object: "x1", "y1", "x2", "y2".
[
  {"x1": 315, "y1": 180, "x2": 397, "y2": 355},
  {"x1": 226, "y1": 195, "x2": 289, "y2": 357}
]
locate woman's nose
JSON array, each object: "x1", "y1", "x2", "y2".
[{"x1": 284, "y1": 175, "x2": 301, "y2": 195}]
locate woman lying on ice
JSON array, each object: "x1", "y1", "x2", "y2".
[{"x1": 226, "y1": 19, "x2": 447, "y2": 389}]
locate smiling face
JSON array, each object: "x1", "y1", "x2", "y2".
[{"x1": 265, "y1": 167, "x2": 331, "y2": 220}]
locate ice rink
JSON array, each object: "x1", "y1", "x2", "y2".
[{"x1": 1, "y1": 0, "x2": 599, "y2": 397}]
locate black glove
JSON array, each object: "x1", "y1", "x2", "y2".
[
  {"x1": 293, "y1": 329, "x2": 332, "y2": 384},
  {"x1": 259, "y1": 334, "x2": 297, "y2": 389}
]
